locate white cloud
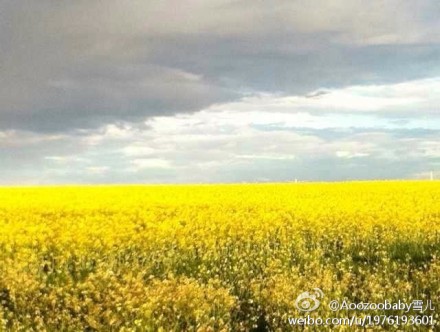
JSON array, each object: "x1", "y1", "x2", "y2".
[
  {"x1": 336, "y1": 151, "x2": 370, "y2": 159},
  {"x1": 418, "y1": 141, "x2": 440, "y2": 158},
  {"x1": 207, "y1": 77, "x2": 440, "y2": 117},
  {"x1": 85, "y1": 166, "x2": 109, "y2": 175},
  {"x1": 131, "y1": 159, "x2": 173, "y2": 170},
  {"x1": 123, "y1": 146, "x2": 156, "y2": 157},
  {"x1": 236, "y1": 154, "x2": 296, "y2": 161}
]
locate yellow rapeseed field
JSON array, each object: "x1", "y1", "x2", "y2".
[{"x1": 0, "y1": 181, "x2": 439, "y2": 331}]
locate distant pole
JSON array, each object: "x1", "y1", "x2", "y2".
[
  {"x1": 430, "y1": 171, "x2": 434, "y2": 181},
  {"x1": 295, "y1": 178, "x2": 298, "y2": 183}
]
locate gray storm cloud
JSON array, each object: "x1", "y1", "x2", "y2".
[{"x1": 1, "y1": 0, "x2": 440, "y2": 132}]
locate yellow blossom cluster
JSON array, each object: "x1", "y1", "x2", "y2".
[{"x1": 0, "y1": 181, "x2": 439, "y2": 331}]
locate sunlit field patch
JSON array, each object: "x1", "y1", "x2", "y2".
[{"x1": 0, "y1": 181, "x2": 439, "y2": 331}]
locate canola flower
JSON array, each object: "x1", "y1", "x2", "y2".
[{"x1": 0, "y1": 181, "x2": 439, "y2": 331}]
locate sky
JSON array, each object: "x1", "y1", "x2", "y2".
[{"x1": 0, "y1": 0, "x2": 439, "y2": 184}]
